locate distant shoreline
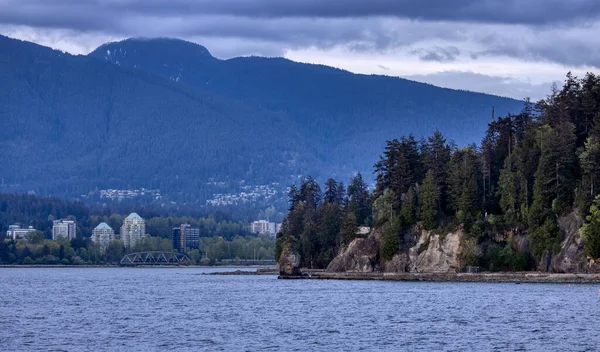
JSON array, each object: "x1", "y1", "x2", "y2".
[
  {"x1": 0, "y1": 265, "x2": 275, "y2": 269},
  {"x1": 279, "y1": 271, "x2": 600, "y2": 284}
]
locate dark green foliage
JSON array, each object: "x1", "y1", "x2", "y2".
[
  {"x1": 583, "y1": 195, "x2": 600, "y2": 259},
  {"x1": 348, "y1": 173, "x2": 372, "y2": 226},
  {"x1": 448, "y1": 147, "x2": 482, "y2": 226},
  {"x1": 483, "y1": 243, "x2": 531, "y2": 272},
  {"x1": 420, "y1": 171, "x2": 440, "y2": 230},
  {"x1": 338, "y1": 212, "x2": 359, "y2": 248},
  {"x1": 380, "y1": 218, "x2": 401, "y2": 261},
  {"x1": 400, "y1": 186, "x2": 418, "y2": 225},
  {"x1": 423, "y1": 131, "x2": 452, "y2": 213},
  {"x1": 577, "y1": 136, "x2": 600, "y2": 212},
  {"x1": 528, "y1": 218, "x2": 560, "y2": 260}
]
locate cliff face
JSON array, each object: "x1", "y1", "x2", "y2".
[
  {"x1": 326, "y1": 211, "x2": 600, "y2": 274},
  {"x1": 327, "y1": 230, "x2": 382, "y2": 272},
  {"x1": 326, "y1": 226, "x2": 464, "y2": 273},
  {"x1": 407, "y1": 230, "x2": 463, "y2": 273},
  {"x1": 549, "y1": 210, "x2": 600, "y2": 273}
]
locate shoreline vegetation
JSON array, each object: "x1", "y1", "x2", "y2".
[{"x1": 275, "y1": 72, "x2": 600, "y2": 276}]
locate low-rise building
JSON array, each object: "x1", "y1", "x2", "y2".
[
  {"x1": 52, "y1": 220, "x2": 77, "y2": 240},
  {"x1": 251, "y1": 220, "x2": 281, "y2": 238},
  {"x1": 91, "y1": 222, "x2": 115, "y2": 250},
  {"x1": 6, "y1": 224, "x2": 36, "y2": 240}
]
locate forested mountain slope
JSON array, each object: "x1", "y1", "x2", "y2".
[
  {"x1": 0, "y1": 35, "x2": 309, "y2": 201},
  {"x1": 1, "y1": 35, "x2": 523, "y2": 206},
  {"x1": 90, "y1": 38, "x2": 524, "y2": 176}
]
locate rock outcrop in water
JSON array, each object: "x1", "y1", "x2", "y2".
[{"x1": 278, "y1": 242, "x2": 302, "y2": 276}]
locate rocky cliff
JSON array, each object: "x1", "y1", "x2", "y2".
[
  {"x1": 327, "y1": 225, "x2": 465, "y2": 273},
  {"x1": 549, "y1": 210, "x2": 600, "y2": 273},
  {"x1": 326, "y1": 212, "x2": 599, "y2": 274}
]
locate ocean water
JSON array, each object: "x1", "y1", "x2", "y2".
[{"x1": 0, "y1": 268, "x2": 599, "y2": 351}]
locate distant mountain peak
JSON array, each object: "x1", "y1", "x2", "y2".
[{"x1": 93, "y1": 37, "x2": 215, "y2": 61}]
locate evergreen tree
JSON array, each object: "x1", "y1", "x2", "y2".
[
  {"x1": 348, "y1": 173, "x2": 372, "y2": 226},
  {"x1": 423, "y1": 131, "x2": 451, "y2": 213},
  {"x1": 583, "y1": 195, "x2": 600, "y2": 259},
  {"x1": 578, "y1": 136, "x2": 600, "y2": 212},
  {"x1": 288, "y1": 185, "x2": 300, "y2": 211},
  {"x1": 498, "y1": 155, "x2": 520, "y2": 223},
  {"x1": 448, "y1": 147, "x2": 482, "y2": 225},
  {"x1": 529, "y1": 123, "x2": 577, "y2": 225},
  {"x1": 420, "y1": 171, "x2": 439, "y2": 230},
  {"x1": 324, "y1": 178, "x2": 339, "y2": 204},
  {"x1": 315, "y1": 202, "x2": 342, "y2": 267},
  {"x1": 379, "y1": 216, "x2": 401, "y2": 261},
  {"x1": 338, "y1": 212, "x2": 358, "y2": 249},
  {"x1": 400, "y1": 186, "x2": 417, "y2": 225}
]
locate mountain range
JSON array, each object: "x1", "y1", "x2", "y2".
[{"x1": 0, "y1": 35, "x2": 524, "y2": 207}]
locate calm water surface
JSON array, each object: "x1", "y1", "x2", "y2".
[{"x1": 1, "y1": 268, "x2": 599, "y2": 351}]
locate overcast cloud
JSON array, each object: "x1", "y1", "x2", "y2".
[{"x1": 2, "y1": 0, "x2": 600, "y2": 99}]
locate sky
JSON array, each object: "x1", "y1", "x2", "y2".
[{"x1": 2, "y1": 0, "x2": 600, "y2": 100}]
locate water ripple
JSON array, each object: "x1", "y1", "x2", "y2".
[{"x1": 1, "y1": 268, "x2": 599, "y2": 351}]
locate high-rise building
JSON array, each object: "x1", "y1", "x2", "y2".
[
  {"x1": 6, "y1": 224, "x2": 36, "y2": 240},
  {"x1": 91, "y1": 222, "x2": 115, "y2": 250},
  {"x1": 251, "y1": 220, "x2": 281, "y2": 238},
  {"x1": 52, "y1": 220, "x2": 77, "y2": 240},
  {"x1": 172, "y1": 224, "x2": 200, "y2": 252},
  {"x1": 120, "y1": 213, "x2": 146, "y2": 248}
]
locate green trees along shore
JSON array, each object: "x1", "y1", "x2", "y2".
[
  {"x1": 0, "y1": 194, "x2": 274, "y2": 265},
  {"x1": 276, "y1": 72, "x2": 600, "y2": 271}
]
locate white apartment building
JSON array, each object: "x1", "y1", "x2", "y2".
[
  {"x1": 91, "y1": 222, "x2": 115, "y2": 250},
  {"x1": 251, "y1": 220, "x2": 281, "y2": 238},
  {"x1": 120, "y1": 213, "x2": 146, "y2": 248},
  {"x1": 52, "y1": 220, "x2": 77, "y2": 240}
]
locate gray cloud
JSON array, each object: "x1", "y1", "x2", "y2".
[
  {"x1": 405, "y1": 71, "x2": 557, "y2": 100},
  {"x1": 3, "y1": 1, "x2": 600, "y2": 26},
  {"x1": 413, "y1": 46, "x2": 460, "y2": 62},
  {"x1": 1, "y1": 1, "x2": 600, "y2": 68}
]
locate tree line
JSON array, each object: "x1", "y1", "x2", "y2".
[
  {"x1": 0, "y1": 193, "x2": 252, "y2": 240},
  {"x1": 277, "y1": 72, "x2": 600, "y2": 270}
]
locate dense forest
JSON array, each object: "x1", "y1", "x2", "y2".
[
  {"x1": 0, "y1": 193, "x2": 276, "y2": 265},
  {"x1": 276, "y1": 73, "x2": 600, "y2": 271},
  {"x1": 0, "y1": 35, "x2": 520, "y2": 206}
]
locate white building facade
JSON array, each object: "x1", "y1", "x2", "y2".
[
  {"x1": 52, "y1": 220, "x2": 77, "y2": 240},
  {"x1": 91, "y1": 222, "x2": 115, "y2": 250},
  {"x1": 251, "y1": 220, "x2": 281, "y2": 238},
  {"x1": 120, "y1": 213, "x2": 146, "y2": 248},
  {"x1": 6, "y1": 224, "x2": 36, "y2": 240}
]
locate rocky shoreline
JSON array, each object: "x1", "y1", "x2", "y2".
[{"x1": 279, "y1": 271, "x2": 600, "y2": 283}]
